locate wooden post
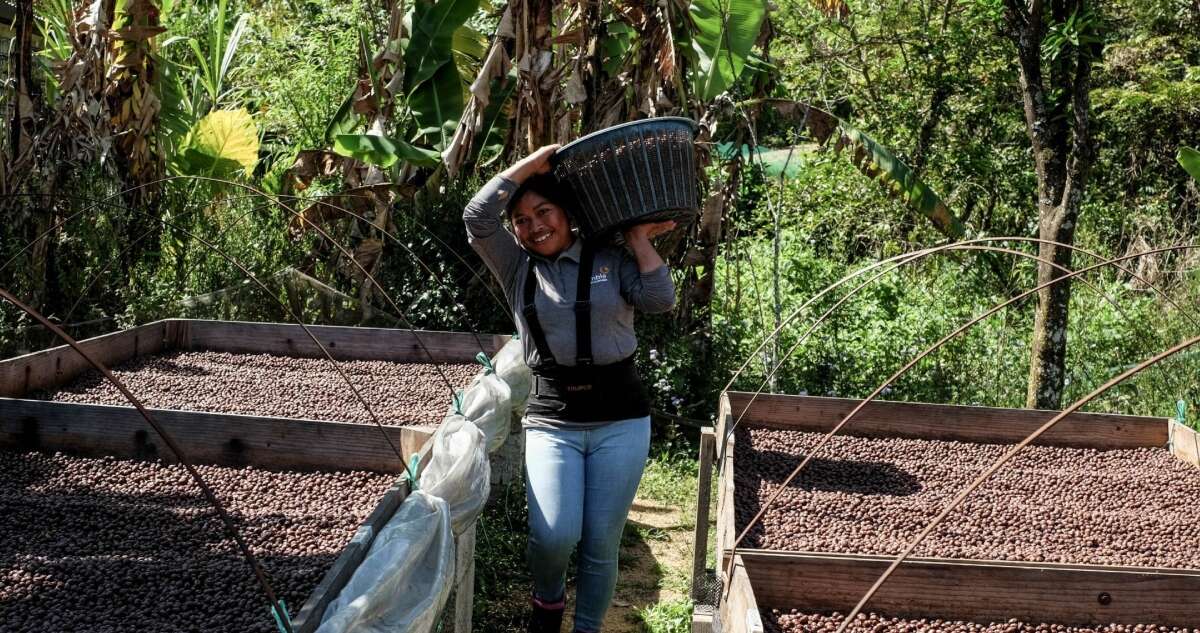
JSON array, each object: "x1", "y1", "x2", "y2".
[
  {"x1": 692, "y1": 426, "x2": 716, "y2": 601},
  {"x1": 717, "y1": 555, "x2": 764, "y2": 633}
]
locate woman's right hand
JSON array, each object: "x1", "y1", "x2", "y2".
[{"x1": 502, "y1": 144, "x2": 561, "y2": 182}]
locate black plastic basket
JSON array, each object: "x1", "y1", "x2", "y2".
[{"x1": 552, "y1": 117, "x2": 699, "y2": 239}]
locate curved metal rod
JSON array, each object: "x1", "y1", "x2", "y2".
[
  {"x1": 836, "y1": 326, "x2": 1200, "y2": 631},
  {"x1": 0, "y1": 288, "x2": 294, "y2": 633},
  {"x1": 724, "y1": 243, "x2": 1199, "y2": 593},
  {"x1": 720, "y1": 244, "x2": 1110, "y2": 575}
]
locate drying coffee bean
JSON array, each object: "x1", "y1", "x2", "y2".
[
  {"x1": 0, "y1": 450, "x2": 394, "y2": 632},
  {"x1": 735, "y1": 428, "x2": 1200, "y2": 569},
  {"x1": 39, "y1": 350, "x2": 478, "y2": 426}
]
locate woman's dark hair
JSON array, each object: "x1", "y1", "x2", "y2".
[{"x1": 507, "y1": 173, "x2": 577, "y2": 220}]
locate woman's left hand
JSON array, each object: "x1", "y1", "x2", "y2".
[{"x1": 624, "y1": 220, "x2": 677, "y2": 244}]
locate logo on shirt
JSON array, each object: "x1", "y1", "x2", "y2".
[{"x1": 591, "y1": 265, "x2": 610, "y2": 285}]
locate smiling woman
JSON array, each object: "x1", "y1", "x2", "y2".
[{"x1": 463, "y1": 144, "x2": 678, "y2": 633}]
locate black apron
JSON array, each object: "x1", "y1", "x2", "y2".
[{"x1": 522, "y1": 242, "x2": 651, "y2": 423}]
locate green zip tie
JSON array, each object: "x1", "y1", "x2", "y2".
[
  {"x1": 475, "y1": 351, "x2": 495, "y2": 374},
  {"x1": 407, "y1": 454, "x2": 421, "y2": 490},
  {"x1": 269, "y1": 599, "x2": 292, "y2": 633},
  {"x1": 452, "y1": 390, "x2": 464, "y2": 415}
]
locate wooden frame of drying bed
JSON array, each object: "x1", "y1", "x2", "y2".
[
  {"x1": 692, "y1": 391, "x2": 1200, "y2": 633},
  {"x1": 0, "y1": 318, "x2": 506, "y2": 633}
]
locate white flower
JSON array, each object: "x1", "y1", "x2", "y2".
[{"x1": 649, "y1": 349, "x2": 659, "y2": 361}]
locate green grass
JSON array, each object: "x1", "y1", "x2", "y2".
[
  {"x1": 637, "y1": 436, "x2": 700, "y2": 516},
  {"x1": 635, "y1": 597, "x2": 694, "y2": 633}
]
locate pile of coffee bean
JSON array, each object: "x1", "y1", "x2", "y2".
[
  {"x1": 734, "y1": 428, "x2": 1200, "y2": 568},
  {"x1": 40, "y1": 351, "x2": 479, "y2": 425},
  {"x1": 762, "y1": 609, "x2": 1198, "y2": 632},
  {"x1": 0, "y1": 450, "x2": 395, "y2": 632}
]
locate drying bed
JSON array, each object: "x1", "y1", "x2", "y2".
[
  {"x1": 701, "y1": 392, "x2": 1200, "y2": 633},
  {"x1": 0, "y1": 319, "x2": 505, "y2": 472},
  {"x1": 734, "y1": 428, "x2": 1200, "y2": 569},
  {"x1": 38, "y1": 350, "x2": 478, "y2": 426},
  {"x1": 0, "y1": 320, "x2": 501, "y2": 632},
  {"x1": 0, "y1": 449, "x2": 393, "y2": 632}
]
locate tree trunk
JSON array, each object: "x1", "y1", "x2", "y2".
[{"x1": 1006, "y1": 0, "x2": 1099, "y2": 409}]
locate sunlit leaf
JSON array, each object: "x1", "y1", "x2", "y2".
[{"x1": 179, "y1": 108, "x2": 259, "y2": 177}]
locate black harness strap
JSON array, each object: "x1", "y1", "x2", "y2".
[
  {"x1": 522, "y1": 241, "x2": 594, "y2": 368},
  {"x1": 574, "y1": 244, "x2": 595, "y2": 367}
]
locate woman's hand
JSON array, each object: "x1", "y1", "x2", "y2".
[
  {"x1": 623, "y1": 220, "x2": 677, "y2": 244},
  {"x1": 501, "y1": 144, "x2": 561, "y2": 183},
  {"x1": 624, "y1": 220, "x2": 676, "y2": 273}
]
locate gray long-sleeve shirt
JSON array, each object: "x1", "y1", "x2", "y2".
[{"x1": 464, "y1": 175, "x2": 675, "y2": 420}]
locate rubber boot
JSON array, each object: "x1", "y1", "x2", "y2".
[{"x1": 528, "y1": 596, "x2": 565, "y2": 633}]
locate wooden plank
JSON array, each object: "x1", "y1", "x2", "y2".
[
  {"x1": 718, "y1": 556, "x2": 764, "y2": 633},
  {"x1": 1169, "y1": 420, "x2": 1200, "y2": 469},
  {"x1": 449, "y1": 523, "x2": 477, "y2": 633},
  {"x1": 691, "y1": 605, "x2": 714, "y2": 633},
  {"x1": 293, "y1": 478, "x2": 412, "y2": 633},
  {"x1": 0, "y1": 321, "x2": 171, "y2": 397},
  {"x1": 725, "y1": 392, "x2": 1168, "y2": 449},
  {"x1": 172, "y1": 319, "x2": 508, "y2": 364},
  {"x1": 736, "y1": 549, "x2": 1200, "y2": 627},
  {"x1": 0, "y1": 398, "x2": 432, "y2": 473},
  {"x1": 692, "y1": 426, "x2": 716, "y2": 601}
]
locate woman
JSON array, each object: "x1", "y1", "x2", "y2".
[{"x1": 463, "y1": 144, "x2": 677, "y2": 633}]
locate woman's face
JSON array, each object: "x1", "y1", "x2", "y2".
[{"x1": 511, "y1": 189, "x2": 574, "y2": 257}]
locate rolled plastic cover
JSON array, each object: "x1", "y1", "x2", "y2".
[{"x1": 491, "y1": 338, "x2": 531, "y2": 417}]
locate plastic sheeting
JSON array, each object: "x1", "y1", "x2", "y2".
[
  {"x1": 315, "y1": 491, "x2": 453, "y2": 633},
  {"x1": 316, "y1": 339, "x2": 531, "y2": 633}
]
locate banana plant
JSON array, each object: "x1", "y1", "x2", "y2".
[{"x1": 687, "y1": 0, "x2": 767, "y2": 101}]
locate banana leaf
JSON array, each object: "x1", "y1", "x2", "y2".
[
  {"x1": 404, "y1": 0, "x2": 479, "y2": 92},
  {"x1": 689, "y1": 0, "x2": 766, "y2": 100},
  {"x1": 409, "y1": 61, "x2": 464, "y2": 150},
  {"x1": 333, "y1": 134, "x2": 441, "y2": 168}
]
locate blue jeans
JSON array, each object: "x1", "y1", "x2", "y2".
[{"x1": 525, "y1": 416, "x2": 651, "y2": 632}]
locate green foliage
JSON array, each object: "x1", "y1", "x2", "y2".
[{"x1": 635, "y1": 598, "x2": 693, "y2": 633}]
